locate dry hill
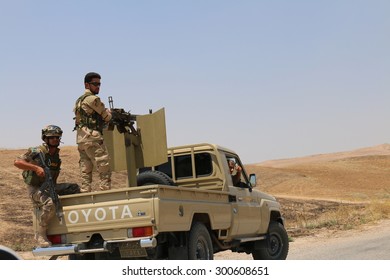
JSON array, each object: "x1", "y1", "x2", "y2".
[
  {"x1": 248, "y1": 144, "x2": 390, "y2": 201},
  {"x1": 0, "y1": 144, "x2": 389, "y2": 252}
]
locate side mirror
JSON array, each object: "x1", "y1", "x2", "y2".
[{"x1": 249, "y1": 173, "x2": 256, "y2": 188}]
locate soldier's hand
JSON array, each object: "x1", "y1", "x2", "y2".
[{"x1": 35, "y1": 166, "x2": 45, "y2": 177}]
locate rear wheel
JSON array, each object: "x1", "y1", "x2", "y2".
[
  {"x1": 188, "y1": 222, "x2": 214, "y2": 260},
  {"x1": 252, "y1": 222, "x2": 289, "y2": 260}
]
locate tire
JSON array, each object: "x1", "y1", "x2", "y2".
[
  {"x1": 0, "y1": 245, "x2": 22, "y2": 260},
  {"x1": 252, "y1": 221, "x2": 289, "y2": 260},
  {"x1": 137, "y1": 170, "x2": 174, "y2": 186},
  {"x1": 188, "y1": 222, "x2": 214, "y2": 260}
]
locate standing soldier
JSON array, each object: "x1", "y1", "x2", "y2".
[
  {"x1": 14, "y1": 125, "x2": 63, "y2": 248},
  {"x1": 73, "y1": 72, "x2": 112, "y2": 192}
]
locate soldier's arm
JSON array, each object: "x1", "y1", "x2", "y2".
[
  {"x1": 14, "y1": 150, "x2": 45, "y2": 177},
  {"x1": 85, "y1": 96, "x2": 112, "y2": 122}
]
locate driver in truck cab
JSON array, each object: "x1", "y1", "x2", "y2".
[{"x1": 228, "y1": 159, "x2": 242, "y2": 187}]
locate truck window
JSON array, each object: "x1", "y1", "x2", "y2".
[
  {"x1": 226, "y1": 155, "x2": 251, "y2": 189},
  {"x1": 154, "y1": 152, "x2": 213, "y2": 180},
  {"x1": 194, "y1": 152, "x2": 212, "y2": 177},
  {"x1": 175, "y1": 155, "x2": 193, "y2": 178}
]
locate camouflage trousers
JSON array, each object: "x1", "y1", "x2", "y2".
[
  {"x1": 28, "y1": 185, "x2": 55, "y2": 227},
  {"x1": 78, "y1": 140, "x2": 111, "y2": 192}
]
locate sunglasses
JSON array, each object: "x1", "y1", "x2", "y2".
[
  {"x1": 47, "y1": 136, "x2": 61, "y2": 140},
  {"x1": 89, "y1": 82, "x2": 101, "y2": 87}
]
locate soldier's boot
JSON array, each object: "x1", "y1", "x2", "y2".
[
  {"x1": 35, "y1": 227, "x2": 52, "y2": 248},
  {"x1": 99, "y1": 172, "x2": 111, "y2": 191},
  {"x1": 80, "y1": 186, "x2": 91, "y2": 193},
  {"x1": 80, "y1": 182, "x2": 92, "y2": 193},
  {"x1": 99, "y1": 180, "x2": 111, "y2": 191}
]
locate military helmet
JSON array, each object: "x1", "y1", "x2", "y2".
[{"x1": 41, "y1": 125, "x2": 63, "y2": 140}]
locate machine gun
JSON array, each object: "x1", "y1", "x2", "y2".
[
  {"x1": 38, "y1": 152, "x2": 63, "y2": 222},
  {"x1": 108, "y1": 96, "x2": 138, "y2": 135}
]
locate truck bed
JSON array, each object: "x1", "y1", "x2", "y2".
[{"x1": 43, "y1": 185, "x2": 232, "y2": 240}]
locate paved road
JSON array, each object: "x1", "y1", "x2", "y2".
[
  {"x1": 287, "y1": 219, "x2": 390, "y2": 260},
  {"x1": 18, "y1": 219, "x2": 390, "y2": 260},
  {"x1": 215, "y1": 219, "x2": 390, "y2": 260}
]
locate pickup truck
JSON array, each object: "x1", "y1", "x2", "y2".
[{"x1": 32, "y1": 106, "x2": 289, "y2": 260}]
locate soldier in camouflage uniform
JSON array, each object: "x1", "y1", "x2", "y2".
[
  {"x1": 74, "y1": 72, "x2": 112, "y2": 192},
  {"x1": 14, "y1": 125, "x2": 63, "y2": 248}
]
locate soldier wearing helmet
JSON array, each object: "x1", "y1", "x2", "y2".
[
  {"x1": 73, "y1": 72, "x2": 112, "y2": 192},
  {"x1": 14, "y1": 125, "x2": 63, "y2": 248}
]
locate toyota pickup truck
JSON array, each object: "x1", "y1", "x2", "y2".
[{"x1": 32, "y1": 104, "x2": 289, "y2": 260}]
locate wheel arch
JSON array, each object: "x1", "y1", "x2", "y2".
[
  {"x1": 270, "y1": 210, "x2": 285, "y2": 226},
  {"x1": 191, "y1": 213, "x2": 212, "y2": 230}
]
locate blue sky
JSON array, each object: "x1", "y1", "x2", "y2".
[{"x1": 0, "y1": 0, "x2": 389, "y2": 163}]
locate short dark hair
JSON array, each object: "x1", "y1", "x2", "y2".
[{"x1": 84, "y1": 72, "x2": 101, "y2": 83}]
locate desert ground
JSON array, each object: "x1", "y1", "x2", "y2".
[{"x1": 1, "y1": 143, "x2": 390, "y2": 258}]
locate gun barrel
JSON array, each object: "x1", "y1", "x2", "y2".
[{"x1": 108, "y1": 96, "x2": 114, "y2": 109}]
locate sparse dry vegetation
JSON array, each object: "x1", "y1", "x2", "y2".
[
  {"x1": 245, "y1": 145, "x2": 390, "y2": 238},
  {"x1": 1, "y1": 144, "x2": 390, "y2": 252}
]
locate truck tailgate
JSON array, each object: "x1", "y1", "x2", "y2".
[{"x1": 46, "y1": 187, "x2": 157, "y2": 237}]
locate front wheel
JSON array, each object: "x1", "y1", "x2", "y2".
[
  {"x1": 188, "y1": 222, "x2": 214, "y2": 260},
  {"x1": 252, "y1": 222, "x2": 289, "y2": 260}
]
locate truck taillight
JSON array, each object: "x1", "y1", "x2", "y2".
[
  {"x1": 47, "y1": 234, "x2": 65, "y2": 244},
  {"x1": 130, "y1": 226, "x2": 153, "y2": 238}
]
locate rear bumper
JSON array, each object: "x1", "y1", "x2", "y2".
[
  {"x1": 33, "y1": 244, "x2": 79, "y2": 257},
  {"x1": 32, "y1": 237, "x2": 157, "y2": 257}
]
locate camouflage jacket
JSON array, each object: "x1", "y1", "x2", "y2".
[{"x1": 18, "y1": 144, "x2": 61, "y2": 187}]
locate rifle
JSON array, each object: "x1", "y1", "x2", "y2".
[
  {"x1": 108, "y1": 96, "x2": 138, "y2": 135},
  {"x1": 38, "y1": 152, "x2": 63, "y2": 222}
]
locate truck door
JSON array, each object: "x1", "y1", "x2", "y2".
[
  {"x1": 229, "y1": 186, "x2": 262, "y2": 236},
  {"x1": 225, "y1": 156, "x2": 262, "y2": 237}
]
